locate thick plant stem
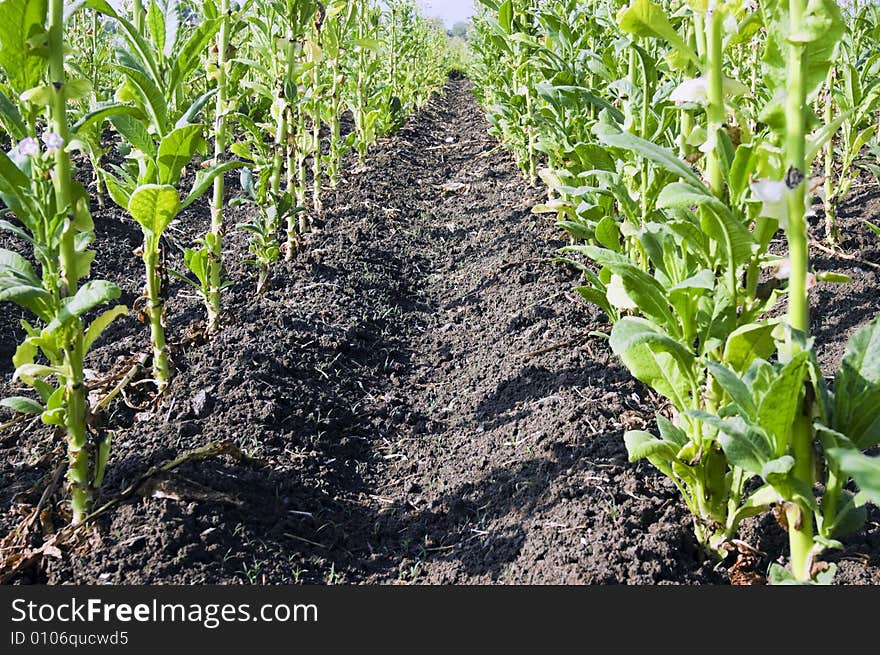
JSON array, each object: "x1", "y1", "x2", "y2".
[
  {"x1": 132, "y1": 0, "x2": 146, "y2": 35},
  {"x1": 310, "y1": 33, "x2": 322, "y2": 227},
  {"x1": 144, "y1": 244, "x2": 170, "y2": 392},
  {"x1": 328, "y1": 69, "x2": 342, "y2": 187},
  {"x1": 705, "y1": 9, "x2": 725, "y2": 198},
  {"x1": 49, "y1": 0, "x2": 91, "y2": 524},
  {"x1": 704, "y1": 9, "x2": 737, "y2": 298},
  {"x1": 271, "y1": 34, "x2": 295, "y2": 198},
  {"x1": 823, "y1": 67, "x2": 837, "y2": 244},
  {"x1": 207, "y1": 0, "x2": 231, "y2": 335},
  {"x1": 783, "y1": 0, "x2": 815, "y2": 582}
]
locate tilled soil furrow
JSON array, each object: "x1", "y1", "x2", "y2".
[{"x1": 2, "y1": 78, "x2": 878, "y2": 585}]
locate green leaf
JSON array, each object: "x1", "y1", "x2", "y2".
[
  {"x1": 103, "y1": 172, "x2": 133, "y2": 210},
  {"x1": 110, "y1": 113, "x2": 157, "y2": 157},
  {"x1": 497, "y1": 0, "x2": 513, "y2": 33},
  {"x1": 0, "y1": 0, "x2": 48, "y2": 95},
  {"x1": 616, "y1": 0, "x2": 698, "y2": 67},
  {"x1": 175, "y1": 89, "x2": 217, "y2": 129},
  {"x1": 657, "y1": 182, "x2": 727, "y2": 214},
  {"x1": 72, "y1": 104, "x2": 145, "y2": 135},
  {"x1": 83, "y1": 305, "x2": 128, "y2": 351},
  {"x1": 610, "y1": 317, "x2": 696, "y2": 408},
  {"x1": 128, "y1": 184, "x2": 181, "y2": 237},
  {"x1": 167, "y1": 16, "x2": 222, "y2": 98},
  {"x1": 157, "y1": 124, "x2": 205, "y2": 186},
  {"x1": 691, "y1": 412, "x2": 773, "y2": 475},
  {"x1": 147, "y1": 0, "x2": 166, "y2": 56},
  {"x1": 624, "y1": 430, "x2": 676, "y2": 477},
  {"x1": 0, "y1": 248, "x2": 40, "y2": 285},
  {"x1": 0, "y1": 395, "x2": 43, "y2": 415},
  {"x1": 762, "y1": 0, "x2": 844, "y2": 118},
  {"x1": 656, "y1": 414, "x2": 688, "y2": 448},
  {"x1": 757, "y1": 353, "x2": 809, "y2": 456},
  {"x1": 706, "y1": 361, "x2": 756, "y2": 419},
  {"x1": 832, "y1": 316, "x2": 880, "y2": 449},
  {"x1": 45, "y1": 280, "x2": 121, "y2": 333},
  {"x1": 594, "y1": 120, "x2": 705, "y2": 189},
  {"x1": 594, "y1": 216, "x2": 620, "y2": 251},
  {"x1": 829, "y1": 448, "x2": 880, "y2": 506},
  {"x1": 118, "y1": 63, "x2": 169, "y2": 135},
  {"x1": 574, "y1": 246, "x2": 678, "y2": 334},
  {"x1": 0, "y1": 86, "x2": 27, "y2": 139},
  {"x1": 182, "y1": 160, "x2": 244, "y2": 210},
  {"x1": 723, "y1": 322, "x2": 777, "y2": 374}
]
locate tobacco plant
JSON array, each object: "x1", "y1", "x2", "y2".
[
  {"x1": 474, "y1": 0, "x2": 880, "y2": 582},
  {"x1": 0, "y1": 0, "x2": 125, "y2": 523}
]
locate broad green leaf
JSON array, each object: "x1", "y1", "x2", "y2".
[
  {"x1": 700, "y1": 203, "x2": 754, "y2": 272},
  {"x1": 691, "y1": 412, "x2": 773, "y2": 475},
  {"x1": 706, "y1": 361, "x2": 756, "y2": 419},
  {"x1": 72, "y1": 104, "x2": 145, "y2": 135},
  {"x1": 616, "y1": 0, "x2": 698, "y2": 67},
  {"x1": 624, "y1": 430, "x2": 677, "y2": 462},
  {"x1": 118, "y1": 63, "x2": 170, "y2": 135},
  {"x1": 723, "y1": 322, "x2": 777, "y2": 374},
  {"x1": 182, "y1": 160, "x2": 244, "y2": 210},
  {"x1": 147, "y1": 0, "x2": 166, "y2": 56},
  {"x1": 175, "y1": 89, "x2": 217, "y2": 129},
  {"x1": 575, "y1": 246, "x2": 678, "y2": 334},
  {"x1": 624, "y1": 431, "x2": 676, "y2": 477},
  {"x1": 157, "y1": 124, "x2": 205, "y2": 185},
  {"x1": 594, "y1": 216, "x2": 621, "y2": 251},
  {"x1": 757, "y1": 353, "x2": 809, "y2": 456},
  {"x1": 762, "y1": 0, "x2": 844, "y2": 115},
  {"x1": 167, "y1": 16, "x2": 222, "y2": 96},
  {"x1": 610, "y1": 317, "x2": 696, "y2": 408},
  {"x1": 45, "y1": 280, "x2": 121, "y2": 333},
  {"x1": 0, "y1": 86, "x2": 27, "y2": 139},
  {"x1": 829, "y1": 449, "x2": 880, "y2": 506},
  {"x1": 128, "y1": 184, "x2": 180, "y2": 237},
  {"x1": 657, "y1": 182, "x2": 725, "y2": 213},
  {"x1": 0, "y1": 248, "x2": 40, "y2": 285},
  {"x1": 83, "y1": 305, "x2": 128, "y2": 351},
  {"x1": 0, "y1": 395, "x2": 43, "y2": 415},
  {"x1": 656, "y1": 414, "x2": 688, "y2": 447},
  {"x1": 832, "y1": 316, "x2": 880, "y2": 449},
  {"x1": 103, "y1": 172, "x2": 133, "y2": 210},
  {"x1": 498, "y1": 0, "x2": 513, "y2": 33},
  {"x1": 110, "y1": 113, "x2": 157, "y2": 157},
  {"x1": 594, "y1": 120, "x2": 705, "y2": 189},
  {"x1": 0, "y1": 0, "x2": 48, "y2": 95}
]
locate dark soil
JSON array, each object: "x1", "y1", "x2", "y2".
[{"x1": 1, "y1": 79, "x2": 879, "y2": 585}]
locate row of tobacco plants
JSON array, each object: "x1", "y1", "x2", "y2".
[
  {"x1": 0, "y1": 1, "x2": 451, "y2": 527},
  {"x1": 472, "y1": 0, "x2": 880, "y2": 583}
]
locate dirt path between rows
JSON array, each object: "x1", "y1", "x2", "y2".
[{"x1": 2, "y1": 79, "x2": 879, "y2": 585}]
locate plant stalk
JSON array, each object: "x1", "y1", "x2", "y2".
[
  {"x1": 50, "y1": 0, "x2": 92, "y2": 524},
  {"x1": 144, "y1": 242, "x2": 170, "y2": 392},
  {"x1": 207, "y1": 0, "x2": 231, "y2": 334},
  {"x1": 783, "y1": 0, "x2": 815, "y2": 582}
]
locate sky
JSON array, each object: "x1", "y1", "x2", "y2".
[{"x1": 420, "y1": 0, "x2": 476, "y2": 27}]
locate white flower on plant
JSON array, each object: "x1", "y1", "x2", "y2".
[
  {"x1": 17, "y1": 137, "x2": 39, "y2": 157},
  {"x1": 607, "y1": 274, "x2": 638, "y2": 311},
  {"x1": 42, "y1": 132, "x2": 64, "y2": 152},
  {"x1": 669, "y1": 76, "x2": 750, "y2": 106},
  {"x1": 670, "y1": 77, "x2": 707, "y2": 105},
  {"x1": 750, "y1": 178, "x2": 789, "y2": 226},
  {"x1": 698, "y1": 128, "x2": 717, "y2": 155},
  {"x1": 774, "y1": 260, "x2": 818, "y2": 290},
  {"x1": 723, "y1": 13, "x2": 738, "y2": 34},
  {"x1": 750, "y1": 177, "x2": 817, "y2": 229}
]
